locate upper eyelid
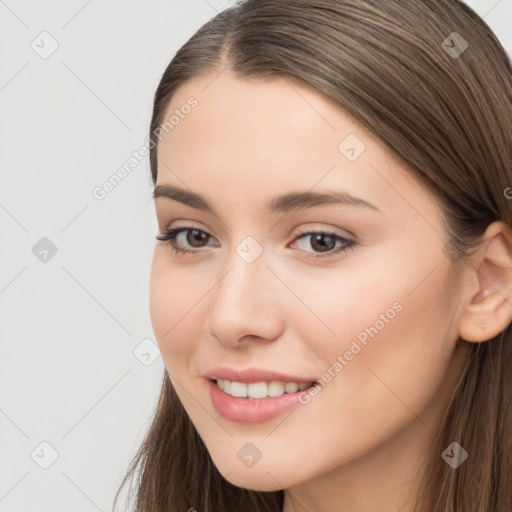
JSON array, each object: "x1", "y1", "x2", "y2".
[{"x1": 156, "y1": 207, "x2": 357, "y2": 236}]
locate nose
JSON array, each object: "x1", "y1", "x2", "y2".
[{"x1": 205, "y1": 247, "x2": 285, "y2": 347}]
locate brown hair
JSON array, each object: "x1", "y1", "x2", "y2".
[{"x1": 113, "y1": 1, "x2": 512, "y2": 510}]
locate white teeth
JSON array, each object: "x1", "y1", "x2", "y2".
[
  {"x1": 216, "y1": 379, "x2": 314, "y2": 399},
  {"x1": 284, "y1": 382, "x2": 299, "y2": 393},
  {"x1": 268, "y1": 381, "x2": 285, "y2": 397},
  {"x1": 230, "y1": 381, "x2": 248, "y2": 397},
  {"x1": 248, "y1": 382, "x2": 268, "y2": 399}
]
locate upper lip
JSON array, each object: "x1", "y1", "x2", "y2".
[{"x1": 204, "y1": 367, "x2": 317, "y2": 384}]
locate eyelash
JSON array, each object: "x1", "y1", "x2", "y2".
[{"x1": 155, "y1": 227, "x2": 355, "y2": 259}]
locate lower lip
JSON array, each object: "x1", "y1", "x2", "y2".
[{"x1": 207, "y1": 378, "x2": 312, "y2": 424}]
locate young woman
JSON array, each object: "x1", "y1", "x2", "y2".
[{"x1": 114, "y1": 1, "x2": 512, "y2": 510}]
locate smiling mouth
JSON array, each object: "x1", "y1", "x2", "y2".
[{"x1": 211, "y1": 378, "x2": 318, "y2": 399}]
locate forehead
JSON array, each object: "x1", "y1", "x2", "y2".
[
  {"x1": 155, "y1": 69, "x2": 437, "y2": 223},
  {"x1": 158, "y1": 70, "x2": 372, "y2": 169}
]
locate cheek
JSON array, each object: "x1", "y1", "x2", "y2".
[
  {"x1": 313, "y1": 269, "x2": 454, "y2": 432},
  {"x1": 282, "y1": 261, "x2": 405, "y2": 355},
  {"x1": 149, "y1": 255, "x2": 201, "y2": 358},
  {"x1": 290, "y1": 250, "x2": 454, "y2": 397}
]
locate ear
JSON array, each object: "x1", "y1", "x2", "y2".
[{"x1": 458, "y1": 221, "x2": 512, "y2": 342}]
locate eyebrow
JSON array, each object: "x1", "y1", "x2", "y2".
[{"x1": 152, "y1": 184, "x2": 381, "y2": 214}]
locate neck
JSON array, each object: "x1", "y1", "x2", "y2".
[{"x1": 282, "y1": 415, "x2": 434, "y2": 512}]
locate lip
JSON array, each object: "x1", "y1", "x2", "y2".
[
  {"x1": 203, "y1": 366, "x2": 317, "y2": 384},
  {"x1": 206, "y1": 378, "x2": 315, "y2": 424}
]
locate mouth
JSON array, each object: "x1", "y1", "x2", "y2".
[
  {"x1": 206, "y1": 377, "x2": 319, "y2": 423},
  {"x1": 209, "y1": 378, "x2": 318, "y2": 399}
]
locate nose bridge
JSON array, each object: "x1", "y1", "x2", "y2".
[
  {"x1": 218, "y1": 232, "x2": 270, "y2": 301},
  {"x1": 206, "y1": 238, "x2": 283, "y2": 344}
]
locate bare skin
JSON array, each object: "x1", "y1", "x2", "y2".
[{"x1": 149, "y1": 69, "x2": 512, "y2": 512}]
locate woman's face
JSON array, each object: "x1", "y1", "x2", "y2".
[{"x1": 150, "y1": 69, "x2": 471, "y2": 492}]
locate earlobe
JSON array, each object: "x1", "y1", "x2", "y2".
[{"x1": 458, "y1": 221, "x2": 512, "y2": 343}]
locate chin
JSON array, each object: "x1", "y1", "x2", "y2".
[{"x1": 221, "y1": 470, "x2": 286, "y2": 492}]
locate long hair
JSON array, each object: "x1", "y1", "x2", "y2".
[{"x1": 114, "y1": 1, "x2": 512, "y2": 510}]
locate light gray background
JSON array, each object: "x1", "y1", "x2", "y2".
[{"x1": 1, "y1": 1, "x2": 510, "y2": 511}]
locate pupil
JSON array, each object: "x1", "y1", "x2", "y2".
[
  {"x1": 312, "y1": 234, "x2": 335, "y2": 252},
  {"x1": 189, "y1": 229, "x2": 207, "y2": 247}
]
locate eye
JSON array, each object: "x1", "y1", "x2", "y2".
[
  {"x1": 290, "y1": 229, "x2": 355, "y2": 259},
  {"x1": 156, "y1": 227, "x2": 355, "y2": 259},
  {"x1": 156, "y1": 227, "x2": 215, "y2": 256}
]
